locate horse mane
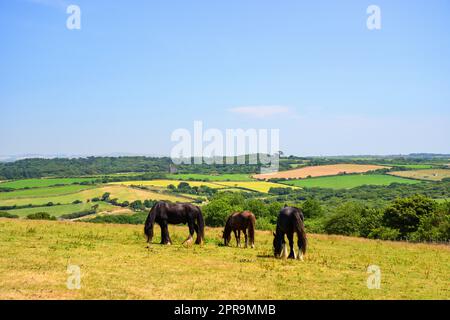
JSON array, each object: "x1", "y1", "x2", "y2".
[
  {"x1": 144, "y1": 201, "x2": 164, "y2": 241},
  {"x1": 223, "y1": 214, "x2": 233, "y2": 239},
  {"x1": 292, "y1": 207, "x2": 307, "y2": 254}
]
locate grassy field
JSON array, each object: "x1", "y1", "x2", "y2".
[
  {"x1": 281, "y1": 174, "x2": 421, "y2": 189},
  {"x1": 254, "y1": 164, "x2": 388, "y2": 180},
  {"x1": 166, "y1": 173, "x2": 254, "y2": 181},
  {"x1": 0, "y1": 185, "x2": 95, "y2": 200},
  {"x1": 0, "y1": 178, "x2": 99, "y2": 189},
  {"x1": 0, "y1": 219, "x2": 448, "y2": 299},
  {"x1": 0, "y1": 185, "x2": 192, "y2": 207},
  {"x1": 3, "y1": 202, "x2": 118, "y2": 218},
  {"x1": 389, "y1": 169, "x2": 450, "y2": 181},
  {"x1": 375, "y1": 164, "x2": 434, "y2": 169}
]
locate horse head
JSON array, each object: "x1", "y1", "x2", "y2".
[{"x1": 273, "y1": 232, "x2": 286, "y2": 258}]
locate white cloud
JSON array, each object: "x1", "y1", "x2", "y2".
[{"x1": 228, "y1": 106, "x2": 291, "y2": 118}]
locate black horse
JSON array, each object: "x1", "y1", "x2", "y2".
[
  {"x1": 273, "y1": 206, "x2": 307, "y2": 260},
  {"x1": 144, "y1": 201, "x2": 205, "y2": 245}
]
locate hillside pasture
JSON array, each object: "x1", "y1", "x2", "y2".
[
  {"x1": 388, "y1": 169, "x2": 450, "y2": 181},
  {"x1": 0, "y1": 219, "x2": 448, "y2": 299},
  {"x1": 0, "y1": 185, "x2": 96, "y2": 201},
  {"x1": 253, "y1": 164, "x2": 388, "y2": 180},
  {"x1": 281, "y1": 174, "x2": 421, "y2": 189}
]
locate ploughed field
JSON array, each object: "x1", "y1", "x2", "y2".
[
  {"x1": 253, "y1": 164, "x2": 388, "y2": 180},
  {"x1": 0, "y1": 219, "x2": 448, "y2": 300}
]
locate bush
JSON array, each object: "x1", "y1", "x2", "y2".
[
  {"x1": 59, "y1": 209, "x2": 97, "y2": 220},
  {"x1": 0, "y1": 212, "x2": 19, "y2": 219},
  {"x1": 301, "y1": 198, "x2": 324, "y2": 219},
  {"x1": 323, "y1": 203, "x2": 364, "y2": 236},
  {"x1": 26, "y1": 212, "x2": 56, "y2": 221},
  {"x1": 72, "y1": 200, "x2": 83, "y2": 204},
  {"x1": 256, "y1": 217, "x2": 274, "y2": 231},
  {"x1": 85, "y1": 212, "x2": 147, "y2": 225},
  {"x1": 368, "y1": 227, "x2": 400, "y2": 241},
  {"x1": 383, "y1": 195, "x2": 437, "y2": 236}
]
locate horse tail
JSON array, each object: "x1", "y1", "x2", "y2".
[
  {"x1": 248, "y1": 213, "x2": 256, "y2": 248},
  {"x1": 144, "y1": 202, "x2": 159, "y2": 243},
  {"x1": 195, "y1": 206, "x2": 205, "y2": 244},
  {"x1": 294, "y1": 209, "x2": 307, "y2": 255}
]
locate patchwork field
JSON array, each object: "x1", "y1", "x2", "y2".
[
  {"x1": 253, "y1": 164, "x2": 388, "y2": 180},
  {"x1": 0, "y1": 177, "x2": 99, "y2": 189},
  {"x1": 166, "y1": 173, "x2": 253, "y2": 181},
  {"x1": 0, "y1": 185, "x2": 192, "y2": 207},
  {"x1": 281, "y1": 174, "x2": 421, "y2": 189},
  {"x1": 388, "y1": 169, "x2": 450, "y2": 181},
  {"x1": 0, "y1": 185, "x2": 95, "y2": 200},
  {"x1": 214, "y1": 181, "x2": 299, "y2": 193},
  {"x1": 4, "y1": 202, "x2": 118, "y2": 218},
  {"x1": 0, "y1": 219, "x2": 448, "y2": 299},
  {"x1": 112, "y1": 180, "x2": 225, "y2": 189}
]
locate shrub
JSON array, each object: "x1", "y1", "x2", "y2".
[
  {"x1": 26, "y1": 212, "x2": 56, "y2": 221},
  {"x1": 72, "y1": 200, "x2": 83, "y2": 204},
  {"x1": 323, "y1": 203, "x2": 364, "y2": 236},
  {"x1": 368, "y1": 227, "x2": 401, "y2": 241},
  {"x1": 59, "y1": 209, "x2": 97, "y2": 220},
  {"x1": 256, "y1": 217, "x2": 274, "y2": 231},
  {"x1": 383, "y1": 195, "x2": 437, "y2": 237},
  {"x1": 0, "y1": 212, "x2": 19, "y2": 219}
]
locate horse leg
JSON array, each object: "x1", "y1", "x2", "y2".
[
  {"x1": 183, "y1": 221, "x2": 195, "y2": 245},
  {"x1": 297, "y1": 235, "x2": 304, "y2": 261},
  {"x1": 233, "y1": 230, "x2": 239, "y2": 247},
  {"x1": 243, "y1": 229, "x2": 248, "y2": 248},
  {"x1": 287, "y1": 233, "x2": 295, "y2": 259},
  {"x1": 160, "y1": 221, "x2": 171, "y2": 245}
]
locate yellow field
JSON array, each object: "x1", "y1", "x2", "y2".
[
  {"x1": 0, "y1": 185, "x2": 192, "y2": 206},
  {"x1": 0, "y1": 219, "x2": 448, "y2": 299},
  {"x1": 215, "y1": 181, "x2": 299, "y2": 193},
  {"x1": 112, "y1": 180, "x2": 225, "y2": 189},
  {"x1": 254, "y1": 164, "x2": 388, "y2": 180},
  {"x1": 388, "y1": 169, "x2": 450, "y2": 181}
]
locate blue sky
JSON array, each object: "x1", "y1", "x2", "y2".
[{"x1": 1, "y1": 0, "x2": 449, "y2": 157}]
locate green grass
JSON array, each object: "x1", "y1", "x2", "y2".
[
  {"x1": 166, "y1": 173, "x2": 254, "y2": 181},
  {"x1": 4, "y1": 202, "x2": 117, "y2": 218},
  {"x1": 0, "y1": 185, "x2": 96, "y2": 200},
  {"x1": 0, "y1": 178, "x2": 99, "y2": 189},
  {"x1": 0, "y1": 219, "x2": 448, "y2": 299},
  {"x1": 280, "y1": 174, "x2": 421, "y2": 189}
]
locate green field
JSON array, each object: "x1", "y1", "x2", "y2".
[
  {"x1": 0, "y1": 178, "x2": 99, "y2": 189},
  {"x1": 0, "y1": 219, "x2": 448, "y2": 299},
  {"x1": 0, "y1": 185, "x2": 96, "y2": 200},
  {"x1": 280, "y1": 174, "x2": 421, "y2": 189},
  {"x1": 166, "y1": 173, "x2": 254, "y2": 181},
  {"x1": 3, "y1": 202, "x2": 117, "y2": 218}
]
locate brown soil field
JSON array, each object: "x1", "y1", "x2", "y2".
[
  {"x1": 253, "y1": 164, "x2": 387, "y2": 180},
  {"x1": 388, "y1": 169, "x2": 450, "y2": 181}
]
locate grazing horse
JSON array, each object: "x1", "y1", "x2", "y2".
[
  {"x1": 223, "y1": 211, "x2": 256, "y2": 248},
  {"x1": 144, "y1": 201, "x2": 204, "y2": 246},
  {"x1": 273, "y1": 206, "x2": 307, "y2": 260}
]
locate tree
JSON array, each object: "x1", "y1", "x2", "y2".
[
  {"x1": 383, "y1": 195, "x2": 437, "y2": 237},
  {"x1": 324, "y1": 203, "x2": 364, "y2": 236},
  {"x1": 301, "y1": 198, "x2": 324, "y2": 219}
]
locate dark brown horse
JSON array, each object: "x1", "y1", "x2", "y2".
[
  {"x1": 273, "y1": 206, "x2": 307, "y2": 260},
  {"x1": 223, "y1": 211, "x2": 256, "y2": 248},
  {"x1": 144, "y1": 201, "x2": 204, "y2": 245}
]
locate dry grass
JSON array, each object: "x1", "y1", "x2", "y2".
[
  {"x1": 388, "y1": 169, "x2": 450, "y2": 181},
  {"x1": 0, "y1": 219, "x2": 448, "y2": 300},
  {"x1": 254, "y1": 164, "x2": 388, "y2": 180}
]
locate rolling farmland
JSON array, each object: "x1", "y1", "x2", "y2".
[
  {"x1": 253, "y1": 164, "x2": 388, "y2": 180},
  {"x1": 281, "y1": 174, "x2": 421, "y2": 189}
]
